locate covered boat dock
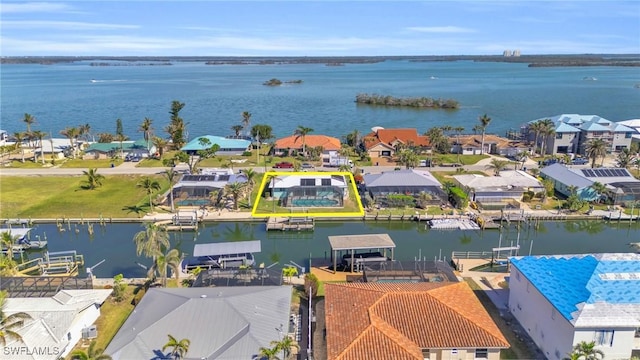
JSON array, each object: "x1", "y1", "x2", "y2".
[
  {"x1": 182, "y1": 240, "x2": 262, "y2": 271},
  {"x1": 328, "y1": 233, "x2": 396, "y2": 273}
]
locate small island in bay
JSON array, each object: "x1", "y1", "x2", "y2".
[
  {"x1": 355, "y1": 93, "x2": 459, "y2": 109},
  {"x1": 263, "y1": 78, "x2": 303, "y2": 86}
]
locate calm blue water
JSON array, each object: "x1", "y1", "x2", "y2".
[
  {"x1": 17, "y1": 220, "x2": 640, "y2": 278},
  {"x1": 2, "y1": 61, "x2": 639, "y2": 139}
]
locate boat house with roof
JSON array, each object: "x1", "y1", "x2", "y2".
[{"x1": 508, "y1": 253, "x2": 640, "y2": 360}]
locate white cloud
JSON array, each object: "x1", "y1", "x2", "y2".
[
  {"x1": 405, "y1": 26, "x2": 476, "y2": 33},
  {"x1": 0, "y1": 2, "x2": 74, "y2": 13},
  {"x1": 2, "y1": 20, "x2": 139, "y2": 30}
]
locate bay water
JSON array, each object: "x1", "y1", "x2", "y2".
[{"x1": 2, "y1": 61, "x2": 639, "y2": 138}]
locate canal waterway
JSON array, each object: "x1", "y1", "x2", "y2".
[{"x1": 16, "y1": 220, "x2": 640, "y2": 278}]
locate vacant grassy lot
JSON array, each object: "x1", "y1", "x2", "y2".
[
  {"x1": 91, "y1": 285, "x2": 136, "y2": 352},
  {"x1": 0, "y1": 175, "x2": 168, "y2": 218},
  {"x1": 60, "y1": 159, "x2": 123, "y2": 168}
]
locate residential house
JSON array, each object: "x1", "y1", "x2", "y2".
[
  {"x1": 325, "y1": 282, "x2": 510, "y2": 360},
  {"x1": 105, "y1": 287, "x2": 292, "y2": 360},
  {"x1": 181, "y1": 135, "x2": 251, "y2": 156},
  {"x1": 2, "y1": 289, "x2": 112, "y2": 360},
  {"x1": 83, "y1": 139, "x2": 155, "y2": 160},
  {"x1": 617, "y1": 119, "x2": 640, "y2": 146},
  {"x1": 273, "y1": 134, "x2": 341, "y2": 164},
  {"x1": 362, "y1": 127, "x2": 430, "y2": 165},
  {"x1": 268, "y1": 174, "x2": 348, "y2": 208},
  {"x1": 541, "y1": 163, "x2": 640, "y2": 203},
  {"x1": 523, "y1": 114, "x2": 635, "y2": 155},
  {"x1": 363, "y1": 169, "x2": 445, "y2": 200},
  {"x1": 450, "y1": 134, "x2": 528, "y2": 156},
  {"x1": 508, "y1": 253, "x2": 640, "y2": 360},
  {"x1": 172, "y1": 169, "x2": 247, "y2": 206},
  {"x1": 453, "y1": 170, "x2": 544, "y2": 203}
]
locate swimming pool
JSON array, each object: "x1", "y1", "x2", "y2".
[
  {"x1": 291, "y1": 198, "x2": 339, "y2": 207},
  {"x1": 175, "y1": 199, "x2": 210, "y2": 206}
]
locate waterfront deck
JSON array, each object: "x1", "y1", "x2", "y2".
[
  {"x1": 266, "y1": 217, "x2": 315, "y2": 231},
  {"x1": 16, "y1": 250, "x2": 85, "y2": 276}
]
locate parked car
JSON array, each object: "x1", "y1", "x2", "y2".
[
  {"x1": 301, "y1": 163, "x2": 314, "y2": 169},
  {"x1": 571, "y1": 157, "x2": 589, "y2": 165},
  {"x1": 273, "y1": 162, "x2": 294, "y2": 169}
]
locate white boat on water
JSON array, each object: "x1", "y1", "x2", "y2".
[
  {"x1": 0, "y1": 228, "x2": 48, "y2": 253},
  {"x1": 181, "y1": 240, "x2": 261, "y2": 272}
]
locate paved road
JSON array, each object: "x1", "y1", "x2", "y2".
[{"x1": 0, "y1": 156, "x2": 542, "y2": 177}]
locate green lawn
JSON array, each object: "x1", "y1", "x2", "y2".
[
  {"x1": 0, "y1": 175, "x2": 167, "y2": 218},
  {"x1": 432, "y1": 154, "x2": 490, "y2": 165},
  {"x1": 60, "y1": 159, "x2": 123, "y2": 168},
  {"x1": 91, "y1": 285, "x2": 136, "y2": 352},
  {"x1": 5, "y1": 160, "x2": 51, "y2": 168}
]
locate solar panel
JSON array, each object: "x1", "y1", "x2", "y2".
[
  {"x1": 582, "y1": 169, "x2": 595, "y2": 177},
  {"x1": 604, "y1": 169, "x2": 613, "y2": 177},
  {"x1": 218, "y1": 175, "x2": 230, "y2": 181}
]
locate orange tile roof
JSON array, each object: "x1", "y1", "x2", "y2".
[
  {"x1": 325, "y1": 282, "x2": 509, "y2": 360},
  {"x1": 274, "y1": 134, "x2": 341, "y2": 151},
  {"x1": 363, "y1": 128, "x2": 430, "y2": 150}
]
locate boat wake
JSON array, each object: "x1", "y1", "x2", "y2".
[{"x1": 90, "y1": 79, "x2": 127, "y2": 83}]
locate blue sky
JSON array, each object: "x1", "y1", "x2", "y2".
[{"x1": 1, "y1": 1, "x2": 638, "y2": 56}]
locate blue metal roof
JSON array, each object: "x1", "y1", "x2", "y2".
[
  {"x1": 554, "y1": 122, "x2": 581, "y2": 133},
  {"x1": 580, "y1": 121, "x2": 610, "y2": 132},
  {"x1": 511, "y1": 254, "x2": 640, "y2": 321},
  {"x1": 181, "y1": 136, "x2": 251, "y2": 151}
]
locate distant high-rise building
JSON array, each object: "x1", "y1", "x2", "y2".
[
  {"x1": 503, "y1": 50, "x2": 512, "y2": 57},
  {"x1": 513, "y1": 49, "x2": 521, "y2": 57}
]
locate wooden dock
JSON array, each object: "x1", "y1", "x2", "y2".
[
  {"x1": 266, "y1": 217, "x2": 314, "y2": 231},
  {"x1": 16, "y1": 250, "x2": 85, "y2": 276}
]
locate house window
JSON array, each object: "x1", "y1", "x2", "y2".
[
  {"x1": 321, "y1": 179, "x2": 331, "y2": 186},
  {"x1": 556, "y1": 133, "x2": 563, "y2": 139},
  {"x1": 300, "y1": 179, "x2": 315, "y2": 186},
  {"x1": 527, "y1": 282, "x2": 530, "y2": 293},
  {"x1": 551, "y1": 309, "x2": 556, "y2": 320},
  {"x1": 421, "y1": 349, "x2": 430, "y2": 360},
  {"x1": 594, "y1": 330, "x2": 614, "y2": 346},
  {"x1": 516, "y1": 271, "x2": 521, "y2": 281},
  {"x1": 451, "y1": 349, "x2": 458, "y2": 355},
  {"x1": 626, "y1": 132, "x2": 632, "y2": 138},
  {"x1": 475, "y1": 348, "x2": 488, "y2": 359}
]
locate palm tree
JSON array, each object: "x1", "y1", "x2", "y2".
[
  {"x1": 82, "y1": 168, "x2": 105, "y2": 190},
  {"x1": 272, "y1": 336, "x2": 299, "y2": 359},
  {"x1": 139, "y1": 117, "x2": 154, "y2": 151},
  {"x1": 137, "y1": 177, "x2": 161, "y2": 213},
  {"x1": 293, "y1": 126, "x2": 314, "y2": 158},
  {"x1": 539, "y1": 119, "x2": 555, "y2": 156},
  {"x1": 453, "y1": 126, "x2": 464, "y2": 163},
  {"x1": 0, "y1": 290, "x2": 32, "y2": 346},
  {"x1": 60, "y1": 126, "x2": 80, "y2": 159},
  {"x1": 69, "y1": 340, "x2": 112, "y2": 360},
  {"x1": 242, "y1": 168, "x2": 258, "y2": 207},
  {"x1": 1, "y1": 232, "x2": 18, "y2": 262},
  {"x1": 79, "y1": 123, "x2": 93, "y2": 142},
  {"x1": 585, "y1": 139, "x2": 607, "y2": 168},
  {"x1": 152, "y1": 137, "x2": 168, "y2": 158},
  {"x1": 241, "y1": 111, "x2": 252, "y2": 138},
  {"x1": 164, "y1": 169, "x2": 178, "y2": 212},
  {"x1": 590, "y1": 181, "x2": 607, "y2": 204},
  {"x1": 345, "y1": 129, "x2": 361, "y2": 150},
  {"x1": 485, "y1": 158, "x2": 509, "y2": 176},
  {"x1": 31, "y1": 130, "x2": 46, "y2": 164},
  {"x1": 569, "y1": 341, "x2": 604, "y2": 360},
  {"x1": 133, "y1": 222, "x2": 170, "y2": 259},
  {"x1": 231, "y1": 125, "x2": 244, "y2": 137},
  {"x1": 162, "y1": 334, "x2": 190, "y2": 359},
  {"x1": 257, "y1": 345, "x2": 281, "y2": 360},
  {"x1": 477, "y1": 114, "x2": 492, "y2": 155},
  {"x1": 114, "y1": 133, "x2": 129, "y2": 159},
  {"x1": 148, "y1": 248, "x2": 181, "y2": 286},
  {"x1": 11, "y1": 132, "x2": 26, "y2": 163},
  {"x1": 225, "y1": 181, "x2": 246, "y2": 210},
  {"x1": 528, "y1": 121, "x2": 543, "y2": 154},
  {"x1": 22, "y1": 113, "x2": 36, "y2": 134},
  {"x1": 615, "y1": 147, "x2": 632, "y2": 168}
]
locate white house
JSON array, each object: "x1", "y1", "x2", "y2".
[
  {"x1": 2, "y1": 289, "x2": 112, "y2": 360},
  {"x1": 508, "y1": 253, "x2": 640, "y2": 360},
  {"x1": 268, "y1": 174, "x2": 348, "y2": 208}
]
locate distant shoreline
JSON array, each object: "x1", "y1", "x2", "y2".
[{"x1": 2, "y1": 54, "x2": 639, "y2": 67}]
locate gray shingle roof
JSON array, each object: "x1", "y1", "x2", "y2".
[{"x1": 106, "y1": 286, "x2": 292, "y2": 360}]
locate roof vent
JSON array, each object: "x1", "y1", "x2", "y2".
[{"x1": 200, "y1": 295, "x2": 207, "y2": 298}]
